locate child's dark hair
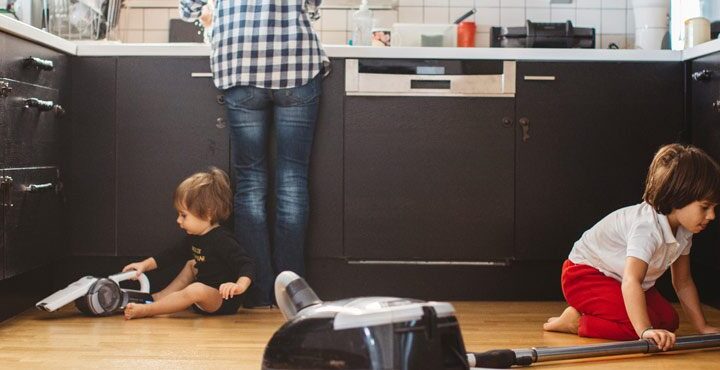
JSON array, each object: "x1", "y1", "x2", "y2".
[
  {"x1": 643, "y1": 143, "x2": 720, "y2": 214},
  {"x1": 173, "y1": 167, "x2": 232, "y2": 223}
]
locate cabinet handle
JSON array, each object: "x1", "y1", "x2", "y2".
[
  {"x1": 713, "y1": 99, "x2": 720, "y2": 113},
  {"x1": 0, "y1": 81, "x2": 12, "y2": 98},
  {"x1": 1, "y1": 176, "x2": 13, "y2": 207},
  {"x1": 519, "y1": 117, "x2": 530, "y2": 142},
  {"x1": 692, "y1": 69, "x2": 713, "y2": 82},
  {"x1": 24, "y1": 182, "x2": 56, "y2": 193},
  {"x1": 524, "y1": 76, "x2": 556, "y2": 81},
  {"x1": 23, "y1": 56, "x2": 55, "y2": 71},
  {"x1": 25, "y1": 98, "x2": 65, "y2": 117}
]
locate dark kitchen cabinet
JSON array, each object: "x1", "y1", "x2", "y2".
[
  {"x1": 67, "y1": 57, "x2": 117, "y2": 256},
  {"x1": 306, "y1": 59, "x2": 345, "y2": 260},
  {"x1": 515, "y1": 62, "x2": 684, "y2": 260},
  {"x1": 3, "y1": 168, "x2": 62, "y2": 278},
  {"x1": 1, "y1": 79, "x2": 61, "y2": 167},
  {"x1": 688, "y1": 51, "x2": 720, "y2": 307},
  {"x1": 344, "y1": 96, "x2": 515, "y2": 261},
  {"x1": 115, "y1": 57, "x2": 228, "y2": 257}
]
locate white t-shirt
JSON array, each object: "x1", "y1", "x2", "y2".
[{"x1": 568, "y1": 202, "x2": 693, "y2": 291}]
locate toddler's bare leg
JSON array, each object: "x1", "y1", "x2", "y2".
[
  {"x1": 152, "y1": 260, "x2": 198, "y2": 301},
  {"x1": 543, "y1": 306, "x2": 580, "y2": 334},
  {"x1": 125, "y1": 282, "x2": 223, "y2": 319}
]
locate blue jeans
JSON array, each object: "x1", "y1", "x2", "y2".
[{"x1": 224, "y1": 75, "x2": 322, "y2": 306}]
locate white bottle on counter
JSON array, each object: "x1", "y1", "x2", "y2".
[{"x1": 351, "y1": 0, "x2": 373, "y2": 46}]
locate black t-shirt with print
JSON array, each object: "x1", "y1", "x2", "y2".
[{"x1": 154, "y1": 227, "x2": 255, "y2": 289}]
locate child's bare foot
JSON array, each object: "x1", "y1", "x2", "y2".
[
  {"x1": 124, "y1": 303, "x2": 151, "y2": 320},
  {"x1": 543, "y1": 306, "x2": 580, "y2": 334}
]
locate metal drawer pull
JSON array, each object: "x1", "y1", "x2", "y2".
[
  {"x1": 524, "y1": 75, "x2": 556, "y2": 81},
  {"x1": 23, "y1": 56, "x2": 55, "y2": 71},
  {"x1": 0, "y1": 81, "x2": 12, "y2": 97},
  {"x1": 25, "y1": 98, "x2": 54, "y2": 111},
  {"x1": 24, "y1": 183, "x2": 55, "y2": 193},
  {"x1": 692, "y1": 69, "x2": 712, "y2": 82},
  {"x1": 191, "y1": 72, "x2": 213, "y2": 78},
  {"x1": 24, "y1": 98, "x2": 65, "y2": 117}
]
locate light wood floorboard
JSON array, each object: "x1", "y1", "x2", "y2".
[{"x1": 0, "y1": 301, "x2": 718, "y2": 369}]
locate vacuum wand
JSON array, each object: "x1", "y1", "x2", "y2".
[{"x1": 467, "y1": 333, "x2": 720, "y2": 368}]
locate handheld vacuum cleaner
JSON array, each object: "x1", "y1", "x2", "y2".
[
  {"x1": 36, "y1": 271, "x2": 153, "y2": 316},
  {"x1": 263, "y1": 271, "x2": 720, "y2": 369}
]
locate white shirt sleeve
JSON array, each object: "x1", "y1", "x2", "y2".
[
  {"x1": 681, "y1": 239, "x2": 692, "y2": 255},
  {"x1": 625, "y1": 221, "x2": 661, "y2": 263}
]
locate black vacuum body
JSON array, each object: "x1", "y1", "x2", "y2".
[{"x1": 263, "y1": 272, "x2": 469, "y2": 370}]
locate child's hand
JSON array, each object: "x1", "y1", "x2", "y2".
[
  {"x1": 122, "y1": 262, "x2": 145, "y2": 279},
  {"x1": 219, "y1": 282, "x2": 246, "y2": 300},
  {"x1": 642, "y1": 328, "x2": 676, "y2": 351}
]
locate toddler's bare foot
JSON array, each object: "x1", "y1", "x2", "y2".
[
  {"x1": 124, "y1": 303, "x2": 151, "y2": 320},
  {"x1": 543, "y1": 306, "x2": 580, "y2": 334}
]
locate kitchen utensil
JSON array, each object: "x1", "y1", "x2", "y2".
[{"x1": 453, "y1": 8, "x2": 476, "y2": 24}]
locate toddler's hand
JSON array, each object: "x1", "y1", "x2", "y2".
[
  {"x1": 122, "y1": 262, "x2": 145, "y2": 279},
  {"x1": 219, "y1": 282, "x2": 246, "y2": 300}
]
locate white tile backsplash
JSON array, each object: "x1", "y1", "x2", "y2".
[
  {"x1": 399, "y1": 6, "x2": 424, "y2": 22},
  {"x1": 500, "y1": 8, "x2": 526, "y2": 27},
  {"x1": 526, "y1": 7, "x2": 550, "y2": 23},
  {"x1": 118, "y1": 0, "x2": 637, "y2": 48},
  {"x1": 601, "y1": 9, "x2": 626, "y2": 34}
]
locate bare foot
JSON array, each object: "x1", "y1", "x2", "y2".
[
  {"x1": 543, "y1": 306, "x2": 580, "y2": 334},
  {"x1": 124, "y1": 303, "x2": 152, "y2": 320}
]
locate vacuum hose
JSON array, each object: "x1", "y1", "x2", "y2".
[
  {"x1": 274, "y1": 271, "x2": 322, "y2": 320},
  {"x1": 467, "y1": 333, "x2": 720, "y2": 368}
]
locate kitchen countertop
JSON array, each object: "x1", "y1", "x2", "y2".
[{"x1": 3, "y1": 14, "x2": 720, "y2": 62}]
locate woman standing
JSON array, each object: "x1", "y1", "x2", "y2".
[{"x1": 180, "y1": 0, "x2": 328, "y2": 307}]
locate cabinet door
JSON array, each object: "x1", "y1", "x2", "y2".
[
  {"x1": 689, "y1": 53, "x2": 720, "y2": 272},
  {"x1": 515, "y1": 62, "x2": 684, "y2": 260},
  {"x1": 3, "y1": 167, "x2": 62, "y2": 278},
  {"x1": 67, "y1": 58, "x2": 117, "y2": 256},
  {"x1": 344, "y1": 96, "x2": 515, "y2": 261},
  {"x1": 116, "y1": 57, "x2": 227, "y2": 256}
]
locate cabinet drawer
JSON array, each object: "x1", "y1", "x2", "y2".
[
  {"x1": 2, "y1": 167, "x2": 62, "y2": 279},
  {"x1": 0, "y1": 33, "x2": 68, "y2": 90},
  {"x1": 0, "y1": 79, "x2": 63, "y2": 168}
]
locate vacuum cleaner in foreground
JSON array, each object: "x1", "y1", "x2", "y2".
[
  {"x1": 264, "y1": 271, "x2": 720, "y2": 369},
  {"x1": 264, "y1": 271, "x2": 468, "y2": 370},
  {"x1": 36, "y1": 271, "x2": 153, "y2": 316}
]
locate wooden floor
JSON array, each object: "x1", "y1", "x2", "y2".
[{"x1": 1, "y1": 301, "x2": 719, "y2": 369}]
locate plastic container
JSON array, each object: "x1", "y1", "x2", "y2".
[
  {"x1": 457, "y1": 21, "x2": 476, "y2": 47},
  {"x1": 391, "y1": 23, "x2": 457, "y2": 47},
  {"x1": 351, "y1": 0, "x2": 373, "y2": 46}
]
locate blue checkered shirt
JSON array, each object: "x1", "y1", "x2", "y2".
[{"x1": 180, "y1": 0, "x2": 328, "y2": 90}]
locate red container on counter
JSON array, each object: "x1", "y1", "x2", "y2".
[{"x1": 457, "y1": 21, "x2": 476, "y2": 47}]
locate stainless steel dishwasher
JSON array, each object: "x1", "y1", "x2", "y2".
[{"x1": 343, "y1": 59, "x2": 516, "y2": 265}]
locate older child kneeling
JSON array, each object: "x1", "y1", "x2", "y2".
[
  {"x1": 122, "y1": 167, "x2": 254, "y2": 319},
  {"x1": 544, "y1": 144, "x2": 720, "y2": 351}
]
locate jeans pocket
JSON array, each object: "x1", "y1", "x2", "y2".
[
  {"x1": 224, "y1": 85, "x2": 256, "y2": 109},
  {"x1": 277, "y1": 75, "x2": 322, "y2": 106}
]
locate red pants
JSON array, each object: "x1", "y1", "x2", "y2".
[{"x1": 561, "y1": 259, "x2": 679, "y2": 340}]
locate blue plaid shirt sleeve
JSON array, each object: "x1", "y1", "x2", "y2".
[{"x1": 179, "y1": 0, "x2": 207, "y2": 21}]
